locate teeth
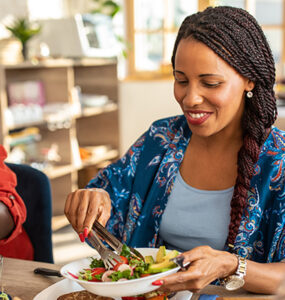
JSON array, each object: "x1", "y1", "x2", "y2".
[{"x1": 189, "y1": 112, "x2": 206, "y2": 119}]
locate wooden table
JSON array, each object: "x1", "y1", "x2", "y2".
[
  {"x1": 3, "y1": 257, "x2": 62, "y2": 299},
  {"x1": 2, "y1": 258, "x2": 273, "y2": 300}
]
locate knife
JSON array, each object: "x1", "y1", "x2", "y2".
[{"x1": 34, "y1": 267, "x2": 63, "y2": 277}]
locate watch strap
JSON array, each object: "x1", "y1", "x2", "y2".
[
  {"x1": 235, "y1": 255, "x2": 247, "y2": 277},
  {"x1": 220, "y1": 254, "x2": 247, "y2": 288}
]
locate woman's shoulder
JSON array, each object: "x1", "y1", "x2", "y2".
[
  {"x1": 259, "y1": 126, "x2": 285, "y2": 171},
  {"x1": 271, "y1": 126, "x2": 285, "y2": 135},
  {"x1": 257, "y1": 126, "x2": 285, "y2": 201},
  {"x1": 266, "y1": 126, "x2": 285, "y2": 153}
]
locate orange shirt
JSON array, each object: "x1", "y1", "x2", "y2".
[{"x1": 0, "y1": 146, "x2": 33, "y2": 260}]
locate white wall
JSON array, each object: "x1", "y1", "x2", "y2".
[
  {"x1": 0, "y1": 0, "x2": 95, "y2": 38},
  {"x1": 0, "y1": 0, "x2": 29, "y2": 38},
  {"x1": 119, "y1": 79, "x2": 182, "y2": 154}
]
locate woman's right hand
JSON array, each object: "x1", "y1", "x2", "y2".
[{"x1": 64, "y1": 188, "x2": 112, "y2": 241}]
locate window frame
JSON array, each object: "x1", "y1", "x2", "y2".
[
  {"x1": 124, "y1": 0, "x2": 285, "y2": 79},
  {"x1": 124, "y1": 0, "x2": 198, "y2": 79}
]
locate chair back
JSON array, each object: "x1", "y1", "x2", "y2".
[{"x1": 6, "y1": 163, "x2": 54, "y2": 263}]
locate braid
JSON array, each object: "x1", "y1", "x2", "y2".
[{"x1": 172, "y1": 6, "x2": 277, "y2": 246}]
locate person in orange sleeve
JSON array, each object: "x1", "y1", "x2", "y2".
[{"x1": 0, "y1": 145, "x2": 33, "y2": 260}]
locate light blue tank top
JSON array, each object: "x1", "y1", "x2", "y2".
[{"x1": 159, "y1": 171, "x2": 234, "y2": 252}]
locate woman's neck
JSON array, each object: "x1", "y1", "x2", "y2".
[
  {"x1": 180, "y1": 127, "x2": 243, "y2": 190},
  {"x1": 189, "y1": 127, "x2": 243, "y2": 155}
]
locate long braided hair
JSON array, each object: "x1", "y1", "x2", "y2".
[{"x1": 171, "y1": 6, "x2": 278, "y2": 248}]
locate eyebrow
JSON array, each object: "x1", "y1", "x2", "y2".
[
  {"x1": 173, "y1": 70, "x2": 184, "y2": 75},
  {"x1": 173, "y1": 70, "x2": 223, "y2": 78},
  {"x1": 199, "y1": 73, "x2": 223, "y2": 78}
]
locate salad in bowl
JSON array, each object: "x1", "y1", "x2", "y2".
[{"x1": 60, "y1": 246, "x2": 180, "y2": 298}]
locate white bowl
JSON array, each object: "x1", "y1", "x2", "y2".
[{"x1": 60, "y1": 247, "x2": 180, "y2": 298}]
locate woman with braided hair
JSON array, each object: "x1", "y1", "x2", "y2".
[{"x1": 65, "y1": 6, "x2": 285, "y2": 294}]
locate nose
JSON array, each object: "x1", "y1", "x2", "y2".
[{"x1": 183, "y1": 85, "x2": 204, "y2": 107}]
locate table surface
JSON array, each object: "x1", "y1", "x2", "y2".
[
  {"x1": 3, "y1": 258, "x2": 61, "y2": 300},
  {"x1": 2, "y1": 257, "x2": 273, "y2": 300}
]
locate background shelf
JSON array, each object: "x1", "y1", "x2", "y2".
[{"x1": 0, "y1": 58, "x2": 119, "y2": 218}]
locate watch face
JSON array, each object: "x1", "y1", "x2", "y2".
[{"x1": 225, "y1": 276, "x2": 245, "y2": 291}]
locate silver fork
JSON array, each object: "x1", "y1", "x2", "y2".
[
  {"x1": 93, "y1": 220, "x2": 145, "y2": 261},
  {"x1": 88, "y1": 229, "x2": 122, "y2": 269}
]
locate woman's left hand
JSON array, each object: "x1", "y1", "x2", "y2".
[{"x1": 160, "y1": 246, "x2": 238, "y2": 293}]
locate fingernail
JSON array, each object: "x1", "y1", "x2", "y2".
[
  {"x1": 83, "y1": 228, "x2": 89, "y2": 238},
  {"x1": 79, "y1": 233, "x2": 85, "y2": 242},
  {"x1": 152, "y1": 280, "x2": 164, "y2": 286}
]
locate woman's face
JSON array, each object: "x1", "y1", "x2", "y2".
[{"x1": 174, "y1": 38, "x2": 254, "y2": 139}]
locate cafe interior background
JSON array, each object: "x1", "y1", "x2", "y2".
[{"x1": 0, "y1": 0, "x2": 284, "y2": 264}]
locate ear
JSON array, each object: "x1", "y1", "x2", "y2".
[{"x1": 245, "y1": 79, "x2": 255, "y2": 91}]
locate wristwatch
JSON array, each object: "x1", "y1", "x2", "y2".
[{"x1": 221, "y1": 255, "x2": 247, "y2": 291}]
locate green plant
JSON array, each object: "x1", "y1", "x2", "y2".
[
  {"x1": 6, "y1": 18, "x2": 41, "y2": 60},
  {"x1": 91, "y1": 0, "x2": 121, "y2": 18},
  {"x1": 91, "y1": 0, "x2": 129, "y2": 58}
]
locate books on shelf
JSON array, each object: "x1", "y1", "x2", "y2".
[
  {"x1": 79, "y1": 145, "x2": 118, "y2": 166},
  {"x1": 7, "y1": 81, "x2": 46, "y2": 106},
  {"x1": 7, "y1": 127, "x2": 41, "y2": 147}
]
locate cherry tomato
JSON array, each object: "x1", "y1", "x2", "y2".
[
  {"x1": 122, "y1": 297, "x2": 145, "y2": 300},
  {"x1": 91, "y1": 267, "x2": 106, "y2": 275},
  {"x1": 113, "y1": 255, "x2": 129, "y2": 270},
  {"x1": 90, "y1": 278, "x2": 101, "y2": 282},
  {"x1": 120, "y1": 256, "x2": 129, "y2": 264},
  {"x1": 115, "y1": 256, "x2": 129, "y2": 264},
  {"x1": 140, "y1": 273, "x2": 151, "y2": 277},
  {"x1": 113, "y1": 262, "x2": 124, "y2": 271}
]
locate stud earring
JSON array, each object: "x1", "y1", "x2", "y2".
[{"x1": 246, "y1": 91, "x2": 253, "y2": 98}]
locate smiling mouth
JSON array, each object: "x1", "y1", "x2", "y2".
[
  {"x1": 186, "y1": 111, "x2": 212, "y2": 125},
  {"x1": 188, "y1": 112, "x2": 207, "y2": 119}
]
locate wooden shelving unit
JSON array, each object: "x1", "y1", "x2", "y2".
[
  {"x1": 0, "y1": 58, "x2": 119, "y2": 216},
  {"x1": 80, "y1": 102, "x2": 118, "y2": 118}
]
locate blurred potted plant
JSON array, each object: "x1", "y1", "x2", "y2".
[
  {"x1": 91, "y1": 0, "x2": 121, "y2": 18},
  {"x1": 5, "y1": 18, "x2": 41, "y2": 60},
  {"x1": 91, "y1": 0, "x2": 129, "y2": 58}
]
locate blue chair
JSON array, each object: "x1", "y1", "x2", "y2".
[{"x1": 6, "y1": 163, "x2": 54, "y2": 263}]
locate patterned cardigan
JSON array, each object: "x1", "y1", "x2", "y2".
[{"x1": 87, "y1": 115, "x2": 285, "y2": 263}]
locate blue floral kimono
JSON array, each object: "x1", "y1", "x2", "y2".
[{"x1": 87, "y1": 115, "x2": 285, "y2": 263}]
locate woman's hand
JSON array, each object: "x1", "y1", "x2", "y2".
[
  {"x1": 160, "y1": 246, "x2": 238, "y2": 293},
  {"x1": 64, "y1": 188, "x2": 112, "y2": 240}
]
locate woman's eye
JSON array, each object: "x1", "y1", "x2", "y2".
[
  {"x1": 203, "y1": 82, "x2": 221, "y2": 87},
  {"x1": 175, "y1": 78, "x2": 188, "y2": 85}
]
